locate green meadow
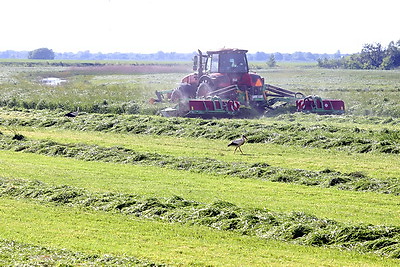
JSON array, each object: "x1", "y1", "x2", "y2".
[{"x1": 0, "y1": 61, "x2": 399, "y2": 266}]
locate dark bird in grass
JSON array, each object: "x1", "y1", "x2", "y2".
[
  {"x1": 228, "y1": 135, "x2": 247, "y2": 154},
  {"x1": 64, "y1": 107, "x2": 79, "y2": 117}
]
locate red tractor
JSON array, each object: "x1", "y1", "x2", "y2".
[{"x1": 154, "y1": 48, "x2": 344, "y2": 117}]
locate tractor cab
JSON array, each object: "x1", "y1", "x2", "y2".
[
  {"x1": 192, "y1": 49, "x2": 260, "y2": 99},
  {"x1": 205, "y1": 49, "x2": 249, "y2": 74}
]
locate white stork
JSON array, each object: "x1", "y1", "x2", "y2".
[
  {"x1": 65, "y1": 107, "x2": 79, "y2": 117},
  {"x1": 228, "y1": 135, "x2": 247, "y2": 154}
]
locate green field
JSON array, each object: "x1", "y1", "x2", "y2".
[{"x1": 0, "y1": 61, "x2": 399, "y2": 266}]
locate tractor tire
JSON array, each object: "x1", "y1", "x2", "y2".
[
  {"x1": 198, "y1": 76, "x2": 213, "y2": 85},
  {"x1": 196, "y1": 82, "x2": 214, "y2": 98},
  {"x1": 170, "y1": 84, "x2": 196, "y2": 102},
  {"x1": 181, "y1": 84, "x2": 197, "y2": 98},
  {"x1": 170, "y1": 88, "x2": 183, "y2": 102}
]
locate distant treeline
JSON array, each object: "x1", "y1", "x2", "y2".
[
  {"x1": 318, "y1": 40, "x2": 400, "y2": 70},
  {"x1": 0, "y1": 50, "x2": 343, "y2": 62}
]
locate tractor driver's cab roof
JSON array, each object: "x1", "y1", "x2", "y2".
[
  {"x1": 206, "y1": 48, "x2": 248, "y2": 55},
  {"x1": 205, "y1": 48, "x2": 249, "y2": 74}
]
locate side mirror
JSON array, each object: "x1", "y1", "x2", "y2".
[{"x1": 193, "y1": 55, "x2": 198, "y2": 71}]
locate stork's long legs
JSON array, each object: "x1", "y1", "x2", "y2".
[
  {"x1": 233, "y1": 146, "x2": 244, "y2": 154},
  {"x1": 229, "y1": 135, "x2": 247, "y2": 155}
]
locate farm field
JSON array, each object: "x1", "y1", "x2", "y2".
[{"x1": 0, "y1": 61, "x2": 400, "y2": 266}]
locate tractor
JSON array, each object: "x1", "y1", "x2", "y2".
[{"x1": 152, "y1": 48, "x2": 344, "y2": 117}]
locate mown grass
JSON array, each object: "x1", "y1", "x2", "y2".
[
  {"x1": 1, "y1": 109, "x2": 398, "y2": 155},
  {"x1": 1, "y1": 147, "x2": 399, "y2": 227},
  {"x1": 0, "y1": 238, "x2": 160, "y2": 266},
  {"x1": 3, "y1": 197, "x2": 397, "y2": 266},
  {"x1": 0, "y1": 114, "x2": 398, "y2": 262},
  {"x1": 0, "y1": 109, "x2": 399, "y2": 224},
  {"x1": 2, "y1": 177, "x2": 400, "y2": 257},
  {"x1": 1, "y1": 62, "x2": 400, "y2": 265},
  {"x1": 7, "y1": 126, "x2": 399, "y2": 179},
  {"x1": 1, "y1": 132, "x2": 399, "y2": 195}
]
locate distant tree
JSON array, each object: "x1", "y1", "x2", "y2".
[
  {"x1": 255, "y1": 52, "x2": 268, "y2": 61},
  {"x1": 317, "y1": 57, "x2": 343, "y2": 68},
  {"x1": 156, "y1": 51, "x2": 165, "y2": 60},
  {"x1": 382, "y1": 40, "x2": 400, "y2": 69},
  {"x1": 343, "y1": 54, "x2": 363, "y2": 69},
  {"x1": 274, "y1": 52, "x2": 283, "y2": 61},
  {"x1": 304, "y1": 52, "x2": 316, "y2": 61},
  {"x1": 359, "y1": 43, "x2": 384, "y2": 68},
  {"x1": 0, "y1": 50, "x2": 28, "y2": 59},
  {"x1": 291, "y1": 52, "x2": 306, "y2": 61},
  {"x1": 267, "y1": 54, "x2": 276, "y2": 67},
  {"x1": 28, "y1": 48, "x2": 55, "y2": 60},
  {"x1": 334, "y1": 50, "x2": 341, "y2": 59},
  {"x1": 76, "y1": 50, "x2": 91, "y2": 60}
]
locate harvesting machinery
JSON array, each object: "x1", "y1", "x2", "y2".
[{"x1": 152, "y1": 48, "x2": 344, "y2": 117}]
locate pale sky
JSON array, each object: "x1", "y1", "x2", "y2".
[{"x1": 1, "y1": 0, "x2": 398, "y2": 54}]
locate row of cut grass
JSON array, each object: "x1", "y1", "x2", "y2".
[
  {"x1": 1, "y1": 198, "x2": 399, "y2": 266},
  {"x1": 6, "y1": 127, "x2": 399, "y2": 180},
  {"x1": 1, "y1": 109, "x2": 398, "y2": 155},
  {"x1": 1, "y1": 150, "x2": 399, "y2": 226},
  {"x1": 2, "y1": 177, "x2": 400, "y2": 258},
  {"x1": 0, "y1": 238, "x2": 158, "y2": 266}
]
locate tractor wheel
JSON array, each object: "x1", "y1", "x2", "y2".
[
  {"x1": 198, "y1": 76, "x2": 213, "y2": 85},
  {"x1": 170, "y1": 84, "x2": 196, "y2": 102},
  {"x1": 170, "y1": 88, "x2": 183, "y2": 102},
  {"x1": 181, "y1": 84, "x2": 197, "y2": 98},
  {"x1": 196, "y1": 82, "x2": 214, "y2": 98}
]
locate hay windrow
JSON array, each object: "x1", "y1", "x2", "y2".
[
  {"x1": 0, "y1": 238, "x2": 163, "y2": 266},
  {"x1": 1, "y1": 178, "x2": 400, "y2": 258},
  {"x1": 0, "y1": 110, "x2": 399, "y2": 154},
  {"x1": 0, "y1": 134, "x2": 399, "y2": 195}
]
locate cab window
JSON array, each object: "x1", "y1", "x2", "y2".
[
  {"x1": 210, "y1": 54, "x2": 219, "y2": 73},
  {"x1": 219, "y1": 53, "x2": 248, "y2": 73}
]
